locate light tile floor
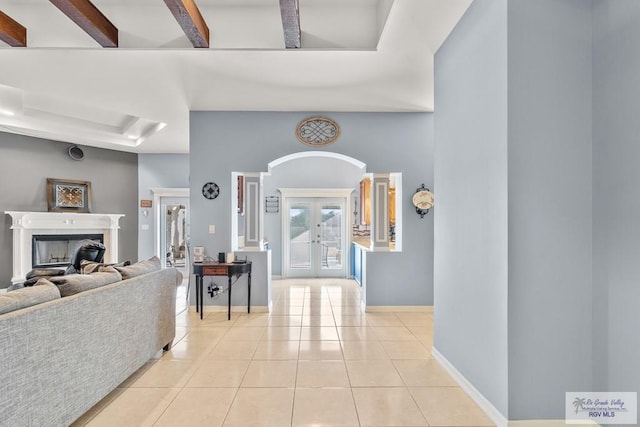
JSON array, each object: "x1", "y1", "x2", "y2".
[{"x1": 72, "y1": 278, "x2": 495, "y2": 427}]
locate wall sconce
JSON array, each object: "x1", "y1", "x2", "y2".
[{"x1": 412, "y1": 184, "x2": 434, "y2": 218}]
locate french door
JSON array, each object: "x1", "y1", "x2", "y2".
[{"x1": 285, "y1": 197, "x2": 346, "y2": 278}]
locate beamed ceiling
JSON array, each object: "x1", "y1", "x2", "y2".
[{"x1": 0, "y1": 0, "x2": 472, "y2": 153}]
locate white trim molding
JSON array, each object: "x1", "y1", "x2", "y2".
[
  {"x1": 509, "y1": 421, "x2": 599, "y2": 427},
  {"x1": 432, "y1": 347, "x2": 509, "y2": 427},
  {"x1": 150, "y1": 188, "x2": 189, "y2": 264},
  {"x1": 432, "y1": 348, "x2": 601, "y2": 427},
  {"x1": 365, "y1": 306, "x2": 433, "y2": 313},
  {"x1": 268, "y1": 151, "x2": 366, "y2": 173},
  {"x1": 278, "y1": 188, "x2": 355, "y2": 199}
]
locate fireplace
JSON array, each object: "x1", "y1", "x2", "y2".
[
  {"x1": 5, "y1": 211, "x2": 123, "y2": 284},
  {"x1": 32, "y1": 234, "x2": 104, "y2": 268}
]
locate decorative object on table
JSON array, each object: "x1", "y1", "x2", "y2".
[
  {"x1": 201, "y1": 182, "x2": 220, "y2": 199},
  {"x1": 296, "y1": 116, "x2": 340, "y2": 147},
  {"x1": 265, "y1": 196, "x2": 279, "y2": 213},
  {"x1": 46, "y1": 178, "x2": 92, "y2": 213},
  {"x1": 193, "y1": 246, "x2": 205, "y2": 262},
  {"x1": 412, "y1": 184, "x2": 435, "y2": 218},
  {"x1": 218, "y1": 252, "x2": 226, "y2": 263}
]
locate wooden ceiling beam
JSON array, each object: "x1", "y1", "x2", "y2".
[
  {"x1": 49, "y1": 0, "x2": 118, "y2": 48},
  {"x1": 164, "y1": 0, "x2": 209, "y2": 48},
  {"x1": 0, "y1": 11, "x2": 26, "y2": 47},
  {"x1": 279, "y1": 0, "x2": 301, "y2": 49}
]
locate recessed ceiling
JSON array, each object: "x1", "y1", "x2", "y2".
[{"x1": 0, "y1": 0, "x2": 471, "y2": 153}]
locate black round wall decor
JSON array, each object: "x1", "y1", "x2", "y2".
[{"x1": 202, "y1": 182, "x2": 220, "y2": 199}]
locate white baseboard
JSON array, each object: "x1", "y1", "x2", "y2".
[
  {"x1": 272, "y1": 275, "x2": 282, "y2": 280},
  {"x1": 509, "y1": 421, "x2": 599, "y2": 427},
  {"x1": 432, "y1": 348, "x2": 601, "y2": 427},
  {"x1": 365, "y1": 305, "x2": 433, "y2": 313},
  {"x1": 190, "y1": 305, "x2": 269, "y2": 313},
  {"x1": 432, "y1": 347, "x2": 509, "y2": 427}
]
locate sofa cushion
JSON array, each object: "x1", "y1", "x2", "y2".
[
  {"x1": 0, "y1": 279, "x2": 61, "y2": 315},
  {"x1": 114, "y1": 256, "x2": 161, "y2": 279},
  {"x1": 49, "y1": 266, "x2": 122, "y2": 297},
  {"x1": 80, "y1": 259, "x2": 131, "y2": 274}
]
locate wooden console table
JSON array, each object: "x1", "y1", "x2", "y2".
[{"x1": 192, "y1": 261, "x2": 252, "y2": 320}]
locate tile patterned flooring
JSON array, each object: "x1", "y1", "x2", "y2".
[{"x1": 72, "y1": 278, "x2": 495, "y2": 427}]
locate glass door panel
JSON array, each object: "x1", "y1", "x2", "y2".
[
  {"x1": 288, "y1": 202, "x2": 312, "y2": 273},
  {"x1": 319, "y1": 204, "x2": 343, "y2": 272}
]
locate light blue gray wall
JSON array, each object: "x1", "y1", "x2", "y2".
[
  {"x1": 434, "y1": 0, "x2": 509, "y2": 416},
  {"x1": 190, "y1": 111, "x2": 434, "y2": 307},
  {"x1": 436, "y1": 0, "x2": 640, "y2": 421},
  {"x1": 0, "y1": 132, "x2": 138, "y2": 287},
  {"x1": 592, "y1": 0, "x2": 640, "y2": 401},
  {"x1": 137, "y1": 154, "x2": 190, "y2": 260},
  {"x1": 507, "y1": 0, "x2": 594, "y2": 418}
]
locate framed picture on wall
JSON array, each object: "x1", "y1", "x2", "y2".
[{"x1": 46, "y1": 178, "x2": 92, "y2": 213}]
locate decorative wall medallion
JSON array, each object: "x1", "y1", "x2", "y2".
[
  {"x1": 296, "y1": 116, "x2": 340, "y2": 147},
  {"x1": 201, "y1": 182, "x2": 220, "y2": 199}
]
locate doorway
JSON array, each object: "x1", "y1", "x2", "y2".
[
  {"x1": 284, "y1": 197, "x2": 346, "y2": 278},
  {"x1": 158, "y1": 196, "x2": 189, "y2": 276}
]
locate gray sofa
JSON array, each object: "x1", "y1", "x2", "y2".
[{"x1": 0, "y1": 267, "x2": 181, "y2": 427}]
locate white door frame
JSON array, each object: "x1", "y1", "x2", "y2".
[
  {"x1": 279, "y1": 188, "x2": 354, "y2": 278},
  {"x1": 150, "y1": 188, "x2": 189, "y2": 267}
]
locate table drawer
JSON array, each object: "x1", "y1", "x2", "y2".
[{"x1": 203, "y1": 266, "x2": 228, "y2": 275}]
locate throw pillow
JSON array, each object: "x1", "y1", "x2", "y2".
[
  {"x1": 49, "y1": 266, "x2": 122, "y2": 297},
  {"x1": 25, "y1": 268, "x2": 66, "y2": 279},
  {"x1": 80, "y1": 259, "x2": 131, "y2": 274},
  {"x1": 114, "y1": 256, "x2": 161, "y2": 279},
  {"x1": 0, "y1": 279, "x2": 61, "y2": 315}
]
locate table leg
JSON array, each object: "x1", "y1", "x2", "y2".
[
  {"x1": 248, "y1": 272, "x2": 251, "y2": 314},
  {"x1": 227, "y1": 275, "x2": 232, "y2": 321},
  {"x1": 199, "y1": 276, "x2": 204, "y2": 320},
  {"x1": 195, "y1": 275, "x2": 200, "y2": 316}
]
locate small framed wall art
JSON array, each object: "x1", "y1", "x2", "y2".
[{"x1": 46, "y1": 178, "x2": 92, "y2": 213}]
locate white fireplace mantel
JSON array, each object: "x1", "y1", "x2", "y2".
[{"x1": 5, "y1": 211, "x2": 124, "y2": 284}]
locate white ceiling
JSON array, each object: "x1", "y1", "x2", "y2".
[{"x1": 0, "y1": 0, "x2": 471, "y2": 153}]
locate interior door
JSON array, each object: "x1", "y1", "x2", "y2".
[
  {"x1": 159, "y1": 196, "x2": 189, "y2": 275},
  {"x1": 285, "y1": 197, "x2": 346, "y2": 278}
]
